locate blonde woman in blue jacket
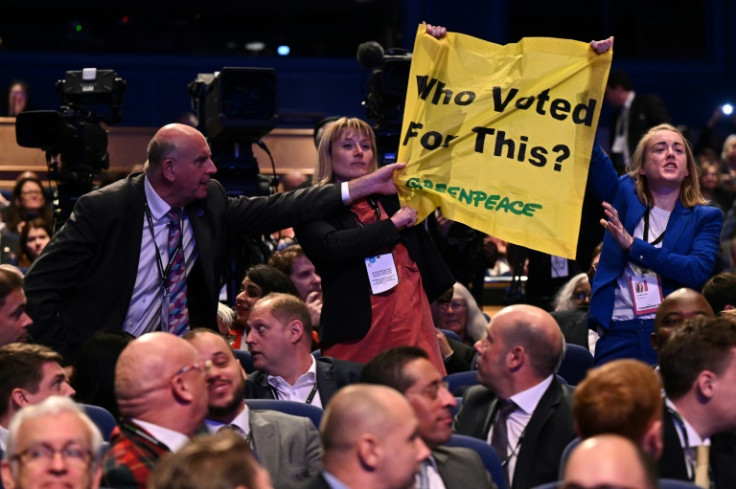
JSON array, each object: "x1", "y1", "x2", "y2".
[{"x1": 588, "y1": 124, "x2": 723, "y2": 365}]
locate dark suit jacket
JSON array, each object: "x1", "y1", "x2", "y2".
[
  {"x1": 659, "y1": 407, "x2": 736, "y2": 488},
  {"x1": 245, "y1": 356, "x2": 363, "y2": 406},
  {"x1": 609, "y1": 92, "x2": 671, "y2": 156},
  {"x1": 452, "y1": 379, "x2": 576, "y2": 489},
  {"x1": 445, "y1": 337, "x2": 477, "y2": 374},
  {"x1": 294, "y1": 194, "x2": 454, "y2": 345},
  {"x1": 434, "y1": 445, "x2": 496, "y2": 489},
  {"x1": 550, "y1": 309, "x2": 590, "y2": 352},
  {"x1": 102, "y1": 421, "x2": 170, "y2": 489},
  {"x1": 24, "y1": 173, "x2": 343, "y2": 362}
]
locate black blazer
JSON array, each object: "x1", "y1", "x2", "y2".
[
  {"x1": 609, "y1": 92, "x2": 671, "y2": 155},
  {"x1": 24, "y1": 173, "x2": 343, "y2": 362},
  {"x1": 453, "y1": 379, "x2": 575, "y2": 489},
  {"x1": 245, "y1": 356, "x2": 363, "y2": 406},
  {"x1": 659, "y1": 406, "x2": 736, "y2": 488},
  {"x1": 294, "y1": 194, "x2": 454, "y2": 345}
]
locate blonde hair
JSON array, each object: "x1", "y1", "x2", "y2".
[
  {"x1": 314, "y1": 117, "x2": 378, "y2": 186},
  {"x1": 627, "y1": 123, "x2": 707, "y2": 208}
]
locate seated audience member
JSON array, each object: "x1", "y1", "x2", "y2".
[
  {"x1": 0, "y1": 268, "x2": 32, "y2": 347},
  {"x1": 102, "y1": 333, "x2": 210, "y2": 489},
  {"x1": 298, "y1": 384, "x2": 429, "y2": 489},
  {"x1": 5, "y1": 80, "x2": 29, "y2": 117},
  {"x1": 361, "y1": 347, "x2": 496, "y2": 489},
  {"x1": 184, "y1": 329, "x2": 321, "y2": 486},
  {"x1": 651, "y1": 288, "x2": 715, "y2": 353},
  {"x1": 215, "y1": 302, "x2": 235, "y2": 342},
  {"x1": 453, "y1": 304, "x2": 575, "y2": 489},
  {"x1": 4, "y1": 176, "x2": 53, "y2": 236},
  {"x1": 658, "y1": 316, "x2": 736, "y2": 486},
  {"x1": 244, "y1": 294, "x2": 362, "y2": 407},
  {"x1": 71, "y1": 330, "x2": 134, "y2": 421},
  {"x1": 563, "y1": 435, "x2": 658, "y2": 489},
  {"x1": 0, "y1": 396, "x2": 103, "y2": 489},
  {"x1": 699, "y1": 160, "x2": 732, "y2": 212},
  {"x1": 435, "y1": 282, "x2": 487, "y2": 346},
  {"x1": 573, "y1": 359, "x2": 663, "y2": 460},
  {"x1": 550, "y1": 273, "x2": 599, "y2": 353},
  {"x1": 148, "y1": 431, "x2": 273, "y2": 489},
  {"x1": 16, "y1": 218, "x2": 51, "y2": 272},
  {"x1": 701, "y1": 271, "x2": 736, "y2": 313},
  {"x1": 0, "y1": 344, "x2": 75, "y2": 452},
  {"x1": 231, "y1": 265, "x2": 298, "y2": 350},
  {"x1": 432, "y1": 285, "x2": 480, "y2": 373},
  {"x1": 268, "y1": 245, "x2": 323, "y2": 333}
]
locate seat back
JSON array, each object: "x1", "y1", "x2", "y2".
[
  {"x1": 245, "y1": 399, "x2": 323, "y2": 429},
  {"x1": 233, "y1": 349, "x2": 253, "y2": 373},
  {"x1": 444, "y1": 370, "x2": 480, "y2": 396},
  {"x1": 80, "y1": 403, "x2": 118, "y2": 441},
  {"x1": 557, "y1": 343, "x2": 594, "y2": 386}
]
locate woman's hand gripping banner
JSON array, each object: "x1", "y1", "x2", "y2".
[{"x1": 396, "y1": 24, "x2": 612, "y2": 258}]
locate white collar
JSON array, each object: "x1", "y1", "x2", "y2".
[
  {"x1": 204, "y1": 404, "x2": 251, "y2": 435},
  {"x1": 508, "y1": 375, "x2": 554, "y2": 415},
  {"x1": 131, "y1": 418, "x2": 190, "y2": 452}
]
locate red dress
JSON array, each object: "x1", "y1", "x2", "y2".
[{"x1": 323, "y1": 199, "x2": 446, "y2": 374}]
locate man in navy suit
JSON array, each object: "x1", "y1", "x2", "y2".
[
  {"x1": 23, "y1": 123, "x2": 404, "y2": 362},
  {"x1": 658, "y1": 316, "x2": 736, "y2": 488},
  {"x1": 453, "y1": 304, "x2": 575, "y2": 489},
  {"x1": 244, "y1": 293, "x2": 361, "y2": 407}
]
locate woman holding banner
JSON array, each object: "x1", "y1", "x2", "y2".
[
  {"x1": 588, "y1": 123, "x2": 723, "y2": 366},
  {"x1": 294, "y1": 117, "x2": 454, "y2": 372}
]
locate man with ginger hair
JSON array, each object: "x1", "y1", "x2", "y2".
[
  {"x1": 102, "y1": 332, "x2": 211, "y2": 489},
  {"x1": 300, "y1": 384, "x2": 430, "y2": 489},
  {"x1": 573, "y1": 359, "x2": 663, "y2": 461}
]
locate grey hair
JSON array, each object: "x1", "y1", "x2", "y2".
[
  {"x1": 5, "y1": 396, "x2": 103, "y2": 475},
  {"x1": 452, "y1": 283, "x2": 488, "y2": 342}
]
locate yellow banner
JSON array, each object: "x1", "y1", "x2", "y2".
[{"x1": 396, "y1": 25, "x2": 612, "y2": 258}]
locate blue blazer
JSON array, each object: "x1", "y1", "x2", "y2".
[{"x1": 587, "y1": 144, "x2": 723, "y2": 331}]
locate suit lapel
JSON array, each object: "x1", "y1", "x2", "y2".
[
  {"x1": 512, "y1": 381, "x2": 561, "y2": 489},
  {"x1": 250, "y1": 411, "x2": 280, "y2": 478},
  {"x1": 662, "y1": 202, "x2": 690, "y2": 251},
  {"x1": 481, "y1": 398, "x2": 499, "y2": 440},
  {"x1": 186, "y1": 202, "x2": 213, "y2": 299},
  {"x1": 316, "y1": 360, "x2": 337, "y2": 406},
  {"x1": 123, "y1": 176, "x2": 147, "y2": 299}
]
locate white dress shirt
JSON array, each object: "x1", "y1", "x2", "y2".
[{"x1": 267, "y1": 355, "x2": 322, "y2": 408}]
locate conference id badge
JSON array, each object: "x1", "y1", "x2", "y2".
[
  {"x1": 629, "y1": 269, "x2": 663, "y2": 315},
  {"x1": 365, "y1": 253, "x2": 399, "y2": 294}
]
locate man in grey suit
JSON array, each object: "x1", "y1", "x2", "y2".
[
  {"x1": 361, "y1": 346, "x2": 496, "y2": 489},
  {"x1": 453, "y1": 304, "x2": 575, "y2": 489},
  {"x1": 184, "y1": 328, "x2": 321, "y2": 487}
]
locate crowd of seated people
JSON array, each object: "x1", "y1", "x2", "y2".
[{"x1": 5, "y1": 33, "x2": 736, "y2": 489}]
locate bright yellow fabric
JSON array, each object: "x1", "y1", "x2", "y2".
[{"x1": 396, "y1": 25, "x2": 612, "y2": 258}]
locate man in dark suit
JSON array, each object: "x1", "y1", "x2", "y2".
[
  {"x1": 184, "y1": 328, "x2": 321, "y2": 487},
  {"x1": 298, "y1": 384, "x2": 430, "y2": 489},
  {"x1": 0, "y1": 267, "x2": 33, "y2": 347},
  {"x1": 453, "y1": 304, "x2": 575, "y2": 489},
  {"x1": 23, "y1": 123, "x2": 404, "y2": 362},
  {"x1": 657, "y1": 316, "x2": 736, "y2": 488},
  {"x1": 361, "y1": 346, "x2": 496, "y2": 489},
  {"x1": 243, "y1": 293, "x2": 362, "y2": 407},
  {"x1": 102, "y1": 332, "x2": 210, "y2": 489},
  {"x1": 605, "y1": 70, "x2": 671, "y2": 174}
]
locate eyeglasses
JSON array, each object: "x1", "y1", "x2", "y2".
[
  {"x1": 414, "y1": 381, "x2": 450, "y2": 400},
  {"x1": 173, "y1": 359, "x2": 212, "y2": 378},
  {"x1": 11, "y1": 443, "x2": 93, "y2": 467},
  {"x1": 572, "y1": 292, "x2": 591, "y2": 302},
  {"x1": 438, "y1": 301, "x2": 467, "y2": 311},
  {"x1": 21, "y1": 190, "x2": 43, "y2": 197}
]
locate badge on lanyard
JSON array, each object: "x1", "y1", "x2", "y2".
[
  {"x1": 365, "y1": 253, "x2": 399, "y2": 294},
  {"x1": 629, "y1": 266, "x2": 663, "y2": 315}
]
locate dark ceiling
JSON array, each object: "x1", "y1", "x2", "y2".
[{"x1": 0, "y1": 0, "x2": 402, "y2": 57}]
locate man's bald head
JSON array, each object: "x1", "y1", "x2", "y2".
[
  {"x1": 320, "y1": 384, "x2": 429, "y2": 489},
  {"x1": 321, "y1": 384, "x2": 409, "y2": 451},
  {"x1": 564, "y1": 435, "x2": 658, "y2": 489},
  {"x1": 115, "y1": 333, "x2": 209, "y2": 434},
  {"x1": 145, "y1": 123, "x2": 205, "y2": 174},
  {"x1": 653, "y1": 288, "x2": 714, "y2": 351}
]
